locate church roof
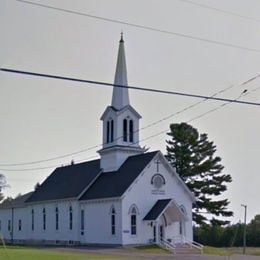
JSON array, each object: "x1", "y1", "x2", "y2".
[
  {"x1": 143, "y1": 199, "x2": 172, "y2": 221},
  {"x1": 0, "y1": 192, "x2": 33, "y2": 209},
  {"x1": 79, "y1": 151, "x2": 158, "y2": 200},
  {"x1": 25, "y1": 151, "x2": 158, "y2": 203},
  {"x1": 26, "y1": 159, "x2": 101, "y2": 203}
]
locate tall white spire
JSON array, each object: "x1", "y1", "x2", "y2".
[
  {"x1": 111, "y1": 33, "x2": 130, "y2": 110},
  {"x1": 99, "y1": 35, "x2": 144, "y2": 172}
]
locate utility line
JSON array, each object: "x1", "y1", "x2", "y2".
[
  {"x1": 0, "y1": 155, "x2": 99, "y2": 172},
  {"x1": 177, "y1": 0, "x2": 260, "y2": 23},
  {"x1": 15, "y1": 0, "x2": 260, "y2": 53},
  {"x1": 1, "y1": 68, "x2": 260, "y2": 106},
  {"x1": 0, "y1": 70, "x2": 258, "y2": 170},
  {"x1": 0, "y1": 88, "x2": 247, "y2": 172},
  {"x1": 138, "y1": 89, "x2": 250, "y2": 147}
]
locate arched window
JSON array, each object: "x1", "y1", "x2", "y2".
[
  {"x1": 69, "y1": 206, "x2": 73, "y2": 230},
  {"x1": 110, "y1": 120, "x2": 114, "y2": 142},
  {"x1": 8, "y1": 220, "x2": 11, "y2": 231},
  {"x1": 111, "y1": 206, "x2": 116, "y2": 235},
  {"x1": 43, "y1": 208, "x2": 46, "y2": 230},
  {"x1": 106, "y1": 119, "x2": 114, "y2": 143},
  {"x1": 18, "y1": 219, "x2": 22, "y2": 231},
  {"x1": 129, "y1": 205, "x2": 138, "y2": 235},
  {"x1": 129, "y1": 120, "x2": 134, "y2": 143},
  {"x1": 55, "y1": 207, "x2": 59, "y2": 230},
  {"x1": 179, "y1": 205, "x2": 187, "y2": 216},
  {"x1": 31, "y1": 209, "x2": 34, "y2": 231},
  {"x1": 123, "y1": 119, "x2": 128, "y2": 142},
  {"x1": 80, "y1": 209, "x2": 85, "y2": 235},
  {"x1": 106, "y1": 121, "x2": 110, "y2": 143}
]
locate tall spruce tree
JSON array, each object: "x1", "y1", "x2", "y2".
[{"x1": 166, "y1": 122, "x2": 232, "y2": 225}]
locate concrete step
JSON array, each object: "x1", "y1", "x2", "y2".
[{"x1": 174, "y1": 244, "x2": 202, "y2": 255}]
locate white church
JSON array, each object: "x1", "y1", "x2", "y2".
[{"x1": 0, "y1": 36, "x2": 195, "y2": 247}]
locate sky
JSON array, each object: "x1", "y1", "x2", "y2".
[{"x1": 1, "y1": 0, "x2": 260, "y2": 224}]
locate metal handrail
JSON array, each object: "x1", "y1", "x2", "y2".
[
  {"x1": 184, "y1": 237, "x2": 204, "y2": 253},
  {"x1": 159, "y1": 237, "x2": 176, "y2": 253}
]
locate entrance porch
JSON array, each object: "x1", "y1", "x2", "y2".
[{"x1": 143, "y1": 199, "x2": 188, "y2": 246}]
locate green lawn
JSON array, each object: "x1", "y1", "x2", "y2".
[
  {"x1": 133, "y1": 244, "x2": 170, "y2": 254},
  {"x1": 0, "y1": 246, "x2": 122, "y2": 260},
  {"x1": 204, "y1": 246, "x2": 260, "y2": 256}
]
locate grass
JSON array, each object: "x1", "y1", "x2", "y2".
[
  {"x1": 133, "y1": 244, "x2": 170, "y2": 254},
  {"x1": 0, "y1": 245, "x2": 122, "y2": 260},
  {"x1": 204, "y1": 246, "x2": 260, "y2": 256}
]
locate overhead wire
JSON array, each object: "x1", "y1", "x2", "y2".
[
  {"x1": 137, "y1": 88, "x2": 251, "y2": 147},
  {"x1": 0, "y1": 70, "x2": 259, "y2": 171},
  {"x1": 1, "y1": 68, "x2": 260, "y2": 107},
  {"x1": 15, "y1": 0, "x2": 260, "y2": 53},
  {"x1": 0, "y1": 91, "x2": 254, "y2": 172},
  {"x1": 177, "y1": 0, "x2": 260, "y2": 23}
]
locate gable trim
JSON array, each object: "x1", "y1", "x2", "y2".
[{"x1": 155, "y1": 151, "x2": 195, "y2": 202}]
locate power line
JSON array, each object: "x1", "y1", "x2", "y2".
[
  {"x1": 15, "y1": 0, "x2": 260, "y2": 53},
  {"x1": 177, "y1": 0, "x2": 260, "y2": 23},
  {"x1": 0, "y1": 88, "x2": 254, "y2": 172},
  {"x1": 1, "y1": 68, "x2": 260, "y2": 107},
  {"x1": 138, "y1": 88, "x2": 251, "y2": 146},
  {"x1": 0, "y1": 155, "x2": 99, "y2": 172},
  {"x1": 0, "y1": 69, "x2": 259, "y2": 170}
]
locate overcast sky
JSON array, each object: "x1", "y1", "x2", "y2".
[{"x1": 1, "y1": 0, "x2": 260, "y2": 223}]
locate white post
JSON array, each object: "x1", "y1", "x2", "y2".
[{"x1": 155, "y1": 221, "x2": 159, "y2": 244}]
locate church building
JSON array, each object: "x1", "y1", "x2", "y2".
[{"x1": 0, "y1": 36, "x2": 195, "y2": 246}]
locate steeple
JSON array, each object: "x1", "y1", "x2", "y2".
[
  {"x1": 111, "y1": 33, "x2": 130, "y2": 110},
  {"x1": 98, "y1": 35, "x2": 145, "y2": 172}
]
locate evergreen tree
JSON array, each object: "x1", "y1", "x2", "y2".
[{"x1": 166, "y1": 122, "x2": 232, "y2": 225}]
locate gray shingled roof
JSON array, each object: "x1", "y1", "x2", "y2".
[
  {"x1": 143, "y1": 199, "x2": 172, "y2": 221},
  {"x1": 0, "y1": 192, "x2": 33, "y2": 209},
  {"x1": 26, "y1": 159, "x2": 101, "y2": 203},
  {"x1": 25, "y1": 151, "x2": 158, "y2": 203},
  {"x1": 79, "y1": 151, "x2": 158, "y2": 201}
]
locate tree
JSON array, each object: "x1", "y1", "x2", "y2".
[
  {"x1": 247, "y1": 215, "x2": 260, "y2": 246},
  {"x1": 166, "y1": 122, "x2": 232, "y2": 225},
  {"x1": 0, "y1": 173, "x2": 8, "y2": 202}
]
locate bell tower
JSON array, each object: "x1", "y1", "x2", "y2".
[{"x1": 98, "y1": 35, "x2": 145, "y2": 172}]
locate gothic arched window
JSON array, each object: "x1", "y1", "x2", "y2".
[
  {"x1": 106, "y1": 119, "x2": 114, "y2": 143},
  {"x1": 43, "y1": 208, "x2": 46, "y2": 230},
  {"x1": 129, "y1": 120, "x2": 134, "y2": 143},
  {"x1": 31, "y1": 209, "x2": 34, "y2": 231},
  {"x1": 110, "y1": 120, "x2": 114, "y2": 142},
  {"x1": 110, "y1": 206, "x2": 116, "y2": 235},
  {"x1": 123, "y1": 119, "x2": 128, "y2": 142},
  {"x1": 69, "y1": 206, "x2": 73, "y2": 230},
  {"x1": 106, "y1": 121, "x2": 110, "y2": 143},
  {"x1": 55, "y1": 207, "x2": 59, "y2": 230},
  {"x1": 129, "y1": 205, "x2": 139, "y2": 235}
]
